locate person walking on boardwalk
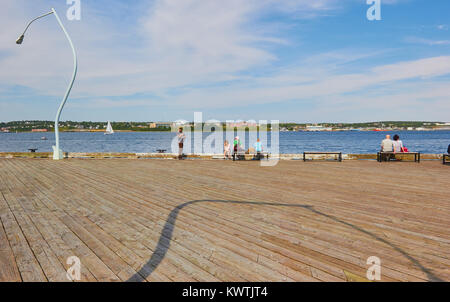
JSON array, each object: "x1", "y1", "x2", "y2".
[{"x1": 177, "y1": 127, "x2": 186, "y2": 160}]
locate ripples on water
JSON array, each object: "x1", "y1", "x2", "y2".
[{"x1": 0, "y1": 131, "x2": 449, "y2": 154}]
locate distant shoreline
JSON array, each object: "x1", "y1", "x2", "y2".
[
  {"x1": 2, "y1": 129, "x2": 450, "y2": 134},
  {"x1": 2, "y1": 120, "x2": 449, "y2": 134}
]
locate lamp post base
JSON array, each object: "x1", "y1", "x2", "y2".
[{"x1": 52, "y1": 146, "x2": 64, "y2": 160}]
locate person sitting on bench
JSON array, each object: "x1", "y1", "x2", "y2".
[
  {"x1": 380, "y1": 135, "x2": 394, "y2": 161},
  {"x1": 381, "y1": 135, "x2": 394, "y2": 152},
  {"x1": 447, "y1": 144, "x2": 450, "y2": 154},
  {"x1": 254, "y1": 138, "x2": 263, "y2": 160},
  {"x1": 392, "y1": 134, "x2": 404, "y2": 153}
]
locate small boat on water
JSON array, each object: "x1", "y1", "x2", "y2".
[
  {"x1": 373, "y1": 129, "x2": 388, "y2": 132},
  {"x1": 41, "y1": 137, "x2": 48, "y2": 140},
  {"x1": 105, "y1": 121, "x2": 114, "y2": 135}
]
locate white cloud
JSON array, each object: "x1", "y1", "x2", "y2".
[
  {"x1": 67, "y1": 98, "x2": 154, "y2": 109},
  {"x1": 0, "y1": 0, "x2": 343, "y2": 99},
  {"x1": 162, "y1": 56, "x2": 450, "y2": 109},
  {"x1": 405, "y1": 36, "x2": 450, "y2": 46},
  {"x1": 0, "y1": 0, "x2": 449, "y2": 123}
]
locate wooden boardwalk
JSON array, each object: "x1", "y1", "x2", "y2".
[{"x1": 0, "y1": 158, "x2": 448, "y2": 282}]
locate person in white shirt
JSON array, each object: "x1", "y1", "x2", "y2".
[
  {"x1": 380, "y1": 135, "x2": 394, "y2": 152},
  {"x1": 177, "y1": 128, "x2": 186, "y2": 160},
  {"x1": 392, "y1": 134, "x2": 404, "y2": 153},
  {"x1": 223, "y1": 140, "x2": 231, "y2": 159}
]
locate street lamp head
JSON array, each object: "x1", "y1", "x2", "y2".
[
  {"x1": 16, "y1": 11, "x2": 54, "y2": 46},
  {"x1": 16, "y1": 34, "x2": 24, "y2": 45}
]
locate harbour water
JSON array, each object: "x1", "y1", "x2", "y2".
[{"x1": 0, "y1": 131, "x2": 449, "y2": 154}]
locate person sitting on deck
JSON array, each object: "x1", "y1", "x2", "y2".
[
  {"x1": 254, "y1": 138, "x2": 263, "y2": 160},
  {"x1": 381, "y1": 135, "x2": 394, "y2": 152},
  {"x1": 380, "y1": 134, "x2": 394, "y2": 161},
  {"x1": 392, "y1": 134, "x2": 404, "y2": 153}
]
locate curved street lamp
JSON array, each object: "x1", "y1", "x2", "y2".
[{"x1": 16, "y1": 8, "x2": 78, "y2": 160}]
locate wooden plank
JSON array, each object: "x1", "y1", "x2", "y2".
[
  {"x1": 55, "y1": 160, "x2": 442, "y2": 280},
  {"x1": 41, "y1": 161, "x2": 316, "y2": 281},
  {"x1": 0, "y1": 158, "x2": 448, "y2": 282},
  {"x1": 6, "y1": 160, "x2": 123, "y2": 282},
  {"x1": 11, "y1": 160, "x2": 190, "y2": 282},
  {"x1": 0, "y1": 212, "x2": 21, "y2": 282},
  {"x1": 0, "y1": 192, "x2": 47, "y2": 281}
]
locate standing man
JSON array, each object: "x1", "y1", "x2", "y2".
[
  {"x1": 177, "y1": 127, "x2": 186, "y2": 160},
  {"x1": 233, "y1": 136, "x2": 242, "y2": 161}
]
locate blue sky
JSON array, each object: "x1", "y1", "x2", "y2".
[{"x1": 0, "y1": 0, "x2": 449, "y2": 123}]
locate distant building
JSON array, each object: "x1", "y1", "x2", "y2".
[
  {"x1": 305, "y1": 125, "x2": 332, "y2": 132},
  {"x1": 32, "y1": 129, "x2": 48, "y2": 132},
  {"x1": 226, "y1": 121, "x2": 258, "y2": 129},
  {"x1": 156, "y1": 122, "x2": 174, "y2": 128},
  {"x1": 150, "y1": 122, "x2": 183, "y2": 129}
]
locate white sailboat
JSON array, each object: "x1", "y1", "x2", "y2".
[{"x1": 105, "y1": 121, "x2": 114, "y2": 135}]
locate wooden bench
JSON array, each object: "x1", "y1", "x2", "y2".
[
  {"x1": 28, "y1": 148, "x2": 38, "y2": 153},
  {"x1": 156, "y1": 149, "x2": 167, "y2": 153},
  {"x1": 377, "y1": 152, "x2": 420, "y2": 163},
  {"x1": 443, "y1": 154, "x2": 450, "y2": 165},
  {"x1": 303, "y1": 152, "x2": 342, "y2": 162},
  {"x1": 251, "y1": 152, "x2": 270, "y2": 160},
  {"x1": 232, "y1": 151, "x2": 245, "y2": 161},
  {"x1": 232, "y1": 150, "x2": 270, "y2": 161}
]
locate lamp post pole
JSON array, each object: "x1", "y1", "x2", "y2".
[{"x1": 16, "y1": 8, "x2": 77, "y2": 160}]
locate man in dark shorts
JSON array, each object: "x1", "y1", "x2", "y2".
[
  {"x1": 177, "y1": 128, "x2": 186, "y2": 160},
  {"x1": 233, "y1": 136, "x2": 242, "y2": 161}
]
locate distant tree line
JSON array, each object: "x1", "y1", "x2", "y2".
[{"x1": 0, "y1": 120, "x2": 444, "y2": 132}]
